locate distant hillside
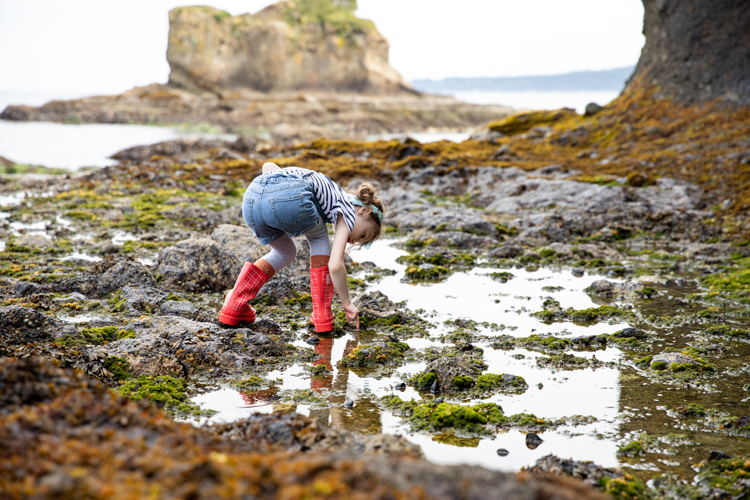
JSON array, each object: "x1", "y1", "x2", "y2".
[{"x1": 412, "y1": 67, "x2": 635, "y2": 93}]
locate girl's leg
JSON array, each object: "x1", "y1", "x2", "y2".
[
  {"x1": 219, "y1": 235, "x2": 296, "y2": 325},
  {"x1": 305, "y1": 221, "x2": 334, "y2": 332},
  {"x1": 256, "y1": 234, "x2": 297, "y2": 277}
]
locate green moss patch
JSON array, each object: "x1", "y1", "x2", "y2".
[
  {"x1": 117, "y1": 375, "x2": 215, "y2": 418},
  {"x1": 533, "y1": 305, "x2": 635, "y2": 324},
  {"x1": 403, "y1": 264, "x2": 451, "y2": 281},
  {"x1": 56, "y1": 326, "x2": 136, "y2": 346}
]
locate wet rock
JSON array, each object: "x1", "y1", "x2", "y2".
[
  {"x1": 118, "y1": 285, "x2": 169, "y2": 314},
  {"x1": 614, "y1": 328, "x2": 648, "y2": 340},
  {"x1": 528, "y1": 454, "x2": 625, "y2": 487},
  {"x1": 159, "y1": 300, "x2": 198, "y2": 319},
  {"x1": 419, "y1": 357, "x2": 478, "y2": 391},
  {"x1": 0, "y1": 306, "x2": 78, "y2": 342},
  {"x1": 14, "y1": 281, "x2": 45, "y2": 297},
  {"x1": 255, "y1": 276, "x2": 298, "y2": 305},
  {"x1": 571, "y1": 268, "x2": 584, "y2": 277},
  {"x1": 586, "y1": 280, "x2": 644, "y2": 300},
  {"x1": 651, "y1": 352, "x2": 698, "y2": 369},
  {"x1": 12, "y1": 234, "x2": 54, "y2": 251},
  {"x1": 489, "y1": 245, "x2": 522, "y2": 259},
  {"x1": 305, "y1": 337, "x2": 321, "y2": 346},
  {"x1": 356, "y1": 290, "x2": 402, "y2": 321},
  {"x1": 156, "y1": 236, "x2": 240, "y2": 291},
  {"x1": 103, "y1": 316, "x2": 288, "y2": 377},
  {"x1": 496, "y1": 448, "x2": 509, "y2": 457},
  {"x1": 252, "y1": 318, "x2": 281, "y2": 335},
  {"x1": 97, "y1": 260, "x2": 156, "y2": 296},
  {"x1": 395, "y1": 382, "x2": 406, "y2": 391},
  {"x1": 343, "y1": 399, "x2": 354, "y2": 408},
  {"x1": 92, "y1": 240, "x2": 121, "y2": 255}
]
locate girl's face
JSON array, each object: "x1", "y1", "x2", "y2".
[{"x1": 348, "y1": 209, "x2": 378, "y2": 245}]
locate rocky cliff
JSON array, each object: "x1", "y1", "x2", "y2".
[{"x1": 167, "y1": 2, "x2": 411, "y2": 95}]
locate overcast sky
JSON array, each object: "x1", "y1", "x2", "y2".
[{"x1": 0, "y1": 0, "x2": 645, "y2": 94}]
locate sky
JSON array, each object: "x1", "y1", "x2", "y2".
[{"x1": 0, "y1": 0, "x2": 645, "y2": 94}]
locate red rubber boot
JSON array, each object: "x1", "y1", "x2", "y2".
[
  {"x1": 310, "y1": 266, "x2": 335, "y2": 332},
  {"x1": 219, "y1": 262, "x2": 269, "y2": 325}
]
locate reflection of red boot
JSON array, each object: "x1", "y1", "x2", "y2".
[
  {"x1": 219, "y1": 262, "x2": 269, "y2": 325},
  {"x1": 311, "y1": 338, "x2": 334, "y2": 393},
  {"x1": 310, "y1": 266, "x2": 334, "y2": 332}
]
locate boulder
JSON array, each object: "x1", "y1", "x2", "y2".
[
  {"x1": 209, "y1": 224, "x2": 266, "y2": 264},
  {"x1": 419, "y1": 357, "x2": 478, "y2": 392},
  {"x1": 0, "y1": 306, "x2": 78, "y2": 343},
  {"x1": 156, "y1": 237, "x2": 240, "y2": 291},
  {"x1": 166, "y1": 4, "x2": 412, "y2": 94},
  {"x1": 97, "y1": 261, "x2": 156, "y2": 296},
  {"x1": 651, "y1": 352, "x2": 697, "y2": 369}
]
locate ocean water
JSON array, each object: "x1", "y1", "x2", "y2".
[
  {"x1": 0, "y1": 89, "x2": 619, "y2": 170},
  {"x1": 454, "y1": 90, "x2": 621, "y2": 114}
]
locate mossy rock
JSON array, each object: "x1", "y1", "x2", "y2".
[
  {"x1": 487, "y1": 109, "x2": 577, "y2": 136},
  {"x1": 413, "y1": 357, "x2": 478, "y2": 393},
  {"x1": 695, "y1": 455, "x2": 750, "y2": 497},
  {"x1": 338, "y1": 341, "x2": 409, "y2": 368},
  {"x1": 470, "y1": 373, "x2": 528, "y2": 396},
  {"x1": 617, "y1": 440, "x2": 645, "y2": 458}
]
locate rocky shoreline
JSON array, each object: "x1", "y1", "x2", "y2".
[
  {"x1": 0, "y1": 84, "x2": 513, "y2": 140},
  {"x1": 2, "y1": 93, "x2": 750, "y2": 499}
]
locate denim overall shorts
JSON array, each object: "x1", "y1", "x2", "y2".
[{"x1": 242, "y1": 171, "x2": 326, "y2": 245}]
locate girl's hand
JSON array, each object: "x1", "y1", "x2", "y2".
[{"x1": 342, "y1": 302, "x2": 360, "y2": 330}]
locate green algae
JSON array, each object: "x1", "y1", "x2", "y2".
[
  {"x1": 403, "y1": 264, "x2": 451, "y2": 281},
  {"x1": 381, "y1": 395, "x2": 591, "y2": 436},
  {"x1": 533, "y1": 304, "x2": 635, "y2": 324},
  {"x1": 617, "y1": 440, "x2": 645, "y2": 457},
  {"x1": 470, "y1": 373, "x2": 528, "y2": 396},
  {"x1": 695, "y1": 456, "x2": 750, "y2": 497},
  {"x1": 117, "y1": 375, "x2": 216, "y2": 418},
  {"x1": 489, "y1": 271, "x2": 515, "y2": 283},
  {"x1": 56, "y1": 326, "x2": 136, "y2": 346},
  {"x1": 103, "y1": 356, "x2": 132, "y2": 381},
  {"x1": 229, "y1": 376, "x2": 265, "y2": 391}
]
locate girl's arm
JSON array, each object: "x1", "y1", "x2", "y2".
[{"x1": 329, "y1": 214, "x2": 359, "y2": 329}]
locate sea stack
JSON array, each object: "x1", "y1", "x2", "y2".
[{"x1": 166, "y1": 2, "x2": 413, "y2": 95}]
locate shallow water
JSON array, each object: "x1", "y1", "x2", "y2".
[{"x1": 190, "y1": 239, "x2": 633, "y2": 471}]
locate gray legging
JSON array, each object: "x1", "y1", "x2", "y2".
[{"x1": 262, "y1": 220, "x2": 331, "y2": 272}]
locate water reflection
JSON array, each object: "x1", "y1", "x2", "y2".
[{"x1": 192, "y1": 239, "x2": 627, "y2": 471}]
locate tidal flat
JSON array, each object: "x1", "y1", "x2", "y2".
[{"x1": 2, "y1": 95, "x2": 750, "y2": 499}]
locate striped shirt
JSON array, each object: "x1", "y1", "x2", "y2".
[{"x1": 272, "y1": 167, "x2": 355, "y2": 233}]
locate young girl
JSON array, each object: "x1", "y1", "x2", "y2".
[{"x1": 219, "y1": 162, "x2": 385, "y2": 332}]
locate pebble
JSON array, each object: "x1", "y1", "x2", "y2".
[
  {"x1": 305, "y1": 337, "x2": 321, "y2": 346},
  {"x1": 571, "y1": 268, "x2": 584, "y2": 277},
  {"x1": 394, "y1": 382, "x2": 406, "y2": 391},
  {"x1": 432, "y1": 397, "x2": 444, "y2": 404},
  {"x1": 496, "y1": 448, "x2": 509, "y2": 457},
  {"x1": 675, "y1": 278, "x2": 686, "y2": 287},
  {"x1": 343, "y1": 399, "x2": 354, "y2": 408}
]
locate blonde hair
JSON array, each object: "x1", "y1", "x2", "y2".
[{"x1": 350, "y1": 182, "x2": 385, "y2": 247}]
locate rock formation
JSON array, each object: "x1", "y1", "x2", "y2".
[
  {"x1": 626, "y1": 0, "x2": 750, "y2": 104},
  {"x1": 167, "y1": 2, "x2": 412, "y2": 95}
]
